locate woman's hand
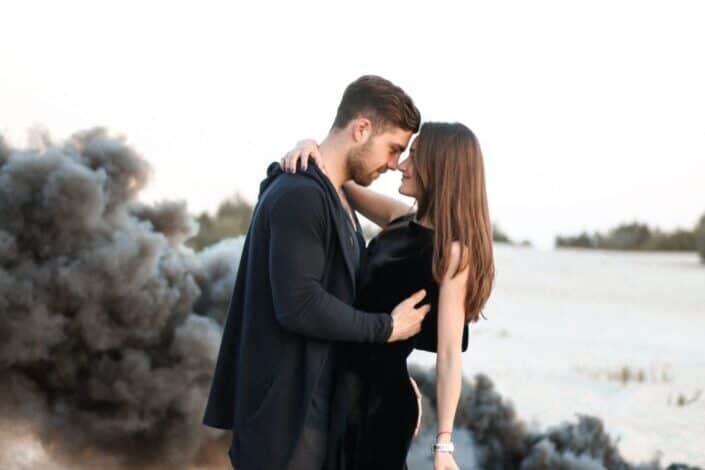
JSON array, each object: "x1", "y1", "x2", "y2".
[
  {"x1": 434, "y1": 451, "x2": 460, "y2": 470},
  {"x1": 279, "y1": 138, "x2": 325, "y2": 174},
  {"x1": 410, "y1": 377, "x2": 422, "y2": 438}
]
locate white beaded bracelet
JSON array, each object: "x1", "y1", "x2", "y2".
[{"x1": 432, "y1": 441, "x2": 455, "y2": 454}]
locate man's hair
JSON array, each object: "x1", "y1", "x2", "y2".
[{"x1": 331, "y1": 75, "x2": 421, "y2": 134}]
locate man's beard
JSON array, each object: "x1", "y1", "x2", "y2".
[{"x1": 347, "y1": 140, "x2": 377, "y2": 187}]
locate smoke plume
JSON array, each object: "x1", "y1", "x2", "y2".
[{"x1": 0, "y1": 128, "x2": 238, "y2": 469}]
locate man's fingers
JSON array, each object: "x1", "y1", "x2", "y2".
[
  {"x1": 407, "y1": 289, "x2": 427, "y2": 306},
  {"x1": 301, "y1": 154, "x2": 309, "y2": 171},
  {"x1": 417, "y1": 304, "x2": 431, "y2": 316}
]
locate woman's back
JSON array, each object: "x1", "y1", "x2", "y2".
[{"x1": 355, "y1": 213, "x2": 469, "y2": 357}]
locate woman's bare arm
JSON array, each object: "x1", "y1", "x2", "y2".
[
  {"x1": 435, "y1": 243, "x2": 470, "y2": 451},
  {"x1": 342, "y1": 181, "x2": 413, "y2": 229}
]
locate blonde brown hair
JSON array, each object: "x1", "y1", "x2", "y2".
[{"x1": 413, "y1": 122, "x2": 495, "y2": 323}]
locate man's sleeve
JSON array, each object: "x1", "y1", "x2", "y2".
[{"x1": 268, "y1": 184, "x2": 393, "y2": 343}]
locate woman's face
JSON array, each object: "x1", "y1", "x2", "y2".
[{"x1": 398, "y1": 136, "x2": 420, "y2": 199}]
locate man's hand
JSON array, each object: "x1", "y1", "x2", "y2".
[{"x1": 387, "y1": 289, "x2": 431, "y2": 342}]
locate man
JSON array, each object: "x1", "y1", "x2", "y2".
[{"x1": 202, "y1": 75, "x2": 429, "y2": 470}]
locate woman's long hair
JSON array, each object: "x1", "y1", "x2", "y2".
[{"x1": 413, "y1": 122, "x2": 495, "y2": 323}]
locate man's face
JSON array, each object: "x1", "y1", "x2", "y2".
[{"x1": 347, "y1": 126, "x2": 413, "y2": 187}]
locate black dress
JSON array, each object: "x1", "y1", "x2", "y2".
[{"x1": 323, "y1": 213, "x2": 470, "y2": 470}]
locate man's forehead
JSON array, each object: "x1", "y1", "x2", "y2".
[{"x1": 382, "y1": 128, "x2": 414, "y2": 149}]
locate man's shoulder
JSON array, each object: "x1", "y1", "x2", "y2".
[{"x1": 260, "y1": 173, "x2": 329, "y2": 213}]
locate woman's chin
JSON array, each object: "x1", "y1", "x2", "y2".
[{"x1": 399, "y1": 185, "x2": 412, "y2": 197}]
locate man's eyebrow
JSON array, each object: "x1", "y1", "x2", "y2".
[{"x1": 391, "y1": 143, "x2": 406, "y2": 152}]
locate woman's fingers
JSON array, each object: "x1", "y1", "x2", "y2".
[
  {"x1": 309, "y1": 147, "x2": 323, "y2": 168},
  {"x1": 291, "y1": 150, "x2": 300, "y2": 173},
  {"x1": 280, "y1": 142, "x2": 323, "y2": 174},
  {"x1": 285, "y1": 150, "x2": 298, "y2": 173},
  {"x1": 292, "y1": 150, "x2": 303, "y2": 173},
  {"x1": 283, "y1": 151, "x2": 291, "y2": 173},
  {"x1": 281, "y1": 154, "x2": 292, "y2": 173}
]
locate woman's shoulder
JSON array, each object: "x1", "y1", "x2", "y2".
[
  {"x1": 387, "y1": 211, "x2": 417, "y2": 226},
  {"x1": 366, "y1": 213, "x2": 433, "y2": 264}
]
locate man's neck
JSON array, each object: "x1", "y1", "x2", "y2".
[{"x1": 317, "y1": 133, "x2": 351, "y2": 190}]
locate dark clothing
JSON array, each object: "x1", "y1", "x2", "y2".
[
  {"x1": 307, "y1": 206, "x2": 364, "y2": 432},
  {"x1": 323, "y1": 213, "x2": 470, "y2": 470},
  {"x1": 285, "y1": 425, "x2": 328, "y2": 470},
  {"x1": 202, "y1": 161, "x2": 393, "y2": 470},
  {"x1": 341, "y1": 208, "x2": 363, "y2": 274}
]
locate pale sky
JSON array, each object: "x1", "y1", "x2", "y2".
[{"x1": 1, "y1": 0, "x2": 703, "y2": 250}]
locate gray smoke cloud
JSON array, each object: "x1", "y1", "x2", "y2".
[{"x1": 0, "y1": 128, "x2": 240, "y2": 469}]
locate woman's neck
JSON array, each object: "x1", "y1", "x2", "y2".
[{"x1": 416, "y1": 212, "x2": 433, "y2": 228}]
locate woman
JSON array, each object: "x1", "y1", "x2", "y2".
[{"x1": 281, "y1": 122, "x2": 495, "y2": 470}]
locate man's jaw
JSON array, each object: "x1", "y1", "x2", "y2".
[{"x1": 364, "y1": 167, "x2": 395, "y2": 185}]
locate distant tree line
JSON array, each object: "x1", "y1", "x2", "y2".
[
  {"x1": 493, "y1": 224, "x2": 531, "y2": 247},
  {"x1": 697, "y1": 214, "x2": 705, "y2": 263},
  {"x1": 186, "y1": 193, "x2": 253, "y2": 251},
  {"x1": 556, "y1": 213, "x2": 705, "y2": 264},
  {"x1": 186, "y1": 193, "x2": 529, "y2": 251}
]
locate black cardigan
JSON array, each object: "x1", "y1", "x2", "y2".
[{"x1": 202, "y1": 161, "x2": 393, "y2": 470}]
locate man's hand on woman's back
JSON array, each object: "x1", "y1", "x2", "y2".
[{"x1": 387, "y1": 289, "x2": 430, "y2": 342}]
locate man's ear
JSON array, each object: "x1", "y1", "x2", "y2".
[{"x1": 351, "y1": 118, "x2": 372, "y2": 144}]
